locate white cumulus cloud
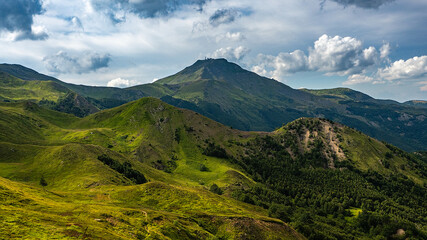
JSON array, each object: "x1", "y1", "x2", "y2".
[
  {"x1": 377, "y1": 56, "x2": 427, "y2": 81},
  {"x1": 252, "y1": 34, "x2": 383, "y2": 80},
  {"x1": 107, "y1": 78, "x2": 138, "y2": 88},
  {"x1": 252, "y1": 50, "x2": 308, "y2": 79},
  {"x1": 343, "y1": 74, "x2": 374, "y2": 85},
  {"x1": 308, "y1": 34, "x2": 378, "y2": 75},
  {"x1": 210, "y1": 46, "x2": 250, "y2": 62},
  {"x1": 342, "y1": 55, "x2": 427, "y2": 86}
]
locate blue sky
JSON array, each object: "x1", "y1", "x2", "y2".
[{"x1": 0, "y1": 0, "x2": 426, "y2": 101}]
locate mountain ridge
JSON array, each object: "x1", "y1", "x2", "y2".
[{"x1": 1, "y1": 60, "x2": 426, "y2": 151}]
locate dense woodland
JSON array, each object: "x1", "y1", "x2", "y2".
[{"x1": 206, "y1": 119, "x2": 427, "y2": 239}]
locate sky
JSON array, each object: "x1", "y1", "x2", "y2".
[{"x1": 0, "y1": 0, "x2": 426, "y2": 102}]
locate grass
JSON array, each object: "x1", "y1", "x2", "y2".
[
  {"x1": 0, "y1": 97, "x2": 425, "y2": 239},
  {"x1": 0, "y1": 98, "x2": 305, "y2": 239},
  {"x1": 345, "y1": 208, "x2": 363, "y2": 222},
  {"x1": 340, "y1": 127, "x2": 426, "y2": 184},
  {"x1": 0, "y1": 72, "x2": 69, "y2": 102},
  {"x1": 0, "y1": 176, "x2": 301, "y2": 239}
]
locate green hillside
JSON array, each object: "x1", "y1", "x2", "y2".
[
  {"x1": 404, "y1": 100, "x2": 427, "y2": 108},
  {"x1": 0, "y1": 98, "x2": 425, "y2": 239},
  {"x1": 0, "y1": 98, "x2": 303, "y2": 239},
  {"x1": 131, "y1": 59, "x2": 427, "y2": 152},
  {"x1": 0, "y1": 63, "x2": 146, "y2": 109},
  {"x1": 302, "y1": 88, "x2": 399, "y2": 105},
  {"x1": 223, "y1": 118, "x2": 427, "y2": 239},
  {"x1": 0, "y1": 175, "x2": 304, "y2": 239},
  {"x1": 0, "y1": 71, "x2": 69, "y2": 102},
  {"x1": 0, "y1": 70, "x2": 99, "y2": 117},
  {"x1": 1, "y1": 61, "x2": 426, "y2": 151},
  {"x1": 131, "y1": 59, "x2": 338, "y2": 131}
]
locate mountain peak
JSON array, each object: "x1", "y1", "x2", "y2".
[
  {"x1": 193, "y1": 58, "x2": 229, "y2": 65},
  {"x1": 191, "y1": 58, "x2": 240, "y2": 68},
  {"x1": 182, "y1": 58, "x2": 244, "y2": 76},
  {"x1": 155, "y1": 58, "x2": 259, "y2": 86},
  {"x1": 0, "y1": 63, "x2": 58, "y2": 82}
]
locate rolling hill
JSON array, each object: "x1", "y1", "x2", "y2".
[
  {"x1": 0, "y1": 97, "x2": 426, "y2": 239},
  {"x1": 0, "y1": 99, "x2": 303, "y2": 239},
  {"x1": 404, "y1": 100, "x2": 427, "y2": 109},
  {"x1": 1, "y1": 59, "x2": 426, "y2": 152},
  {"x1": 136, "y1": 59, "x2": 427, "y2": 152}
]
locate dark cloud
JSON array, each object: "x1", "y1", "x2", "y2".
[
  {"x1": 14, "y1": 30, "x2": 48, "y2": 41},
  {"x1": 91, "y1": 0, "x2": 208, "y2": 22},
  {"x1": 43, "y1": 51, "x2": 111, "y2": 74},
  {"x1": 128, "y1": 0, "x2": 208, "y2": 18},
  {"x1": 209, "y1": 8, "x2": 251, "y2": 27},
  {"x1": 0, "y1": 0, "x2": 47, "y2": 40},
  {"x1": 324, "y1": 0, "x2": 395, "y2": 9},
  {"x1": 90, "y1": 0, "x2": 126, "y2": 23}
]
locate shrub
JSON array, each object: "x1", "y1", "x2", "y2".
[
  {"x1": 209, "y1": 183, "x2": 223, "y2": 195},
  {"x1": 97, "y1": 154, "x2": 147, "y2": 184}
]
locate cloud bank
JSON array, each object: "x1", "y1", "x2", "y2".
[
  {"x1": 0, "y1": 0, "x2": 48, "y2": 40},
  {"x1": 216, "y1": 32, "x2": 245, "y2": 42},
  {"x1": 253, "y1": 34, "x2": 386, "y2": 80},
  {"x1": 209, "y1": 8, "x2": 250, "y2": 27},
  {"x1": 210, "y1": 46, "x2": 250, "y2": 62},
  {"x1": 343, "y1": 74, "x2": 374, "y2": 85},
  {"x1": 107, "y1": 77, "x2": 138, "y2": 88},
  {"x1": 90, "y1": 0, "x2": 208, "y2": 22},
  {"x1": 344, "y1": 56, "x2": 427, "y2": 86},
  {"x1": 324, "y1": 0, "x2": 395, "y2": 9},
  {"x1": 378, "y1": 56, "x2": 427, "y2": 81},
  {"x1": 43, "y1": 51, "x2": 111, "y2": 74}
]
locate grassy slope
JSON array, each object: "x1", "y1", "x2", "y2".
[
  {"x1": 0, "y1": 98, "x2": 303, "y2": 239},
  {"x1": 278, "y1": 118, "x2": 426, "y2": 184},
  {"x1": 302, "y1": 88, "x2": 382, "y2": 102},
  {"x1": 0, "y1": 93, "x2": 425, "y2": 238},
  {"x1": 404, "y1": 100, "x2": 427, "y2": 109},
  {"x1": 73, "y1": 97, "x2": 257, "y2": 188},
  {"x1": 0, "y1": 96, "x2": 425, "y2": 239},
  {"x1": 0, "y1": 72, "x2": 100, "y2": 117},
  {"x1": 137, "y1": 74, "x2": 326, "y2": 132},
  {"x1": 230, "y1": 118, "x2": 426, "y2": 239},
  {"x1": 300, "y1": 88, "x2": 427, "y2": 152},
  {"x1": 2, "y1": 62, "x2": 427, "y2": 151},
  {"x1": 0, "y1": 72, "x2": 69, "y2": 102},
  {"x1": 138, "y1": 60, "x2": 427, "y2": 151},
  {"x1": 0, "y1": 176, "x2": 304, "y2": 239}
]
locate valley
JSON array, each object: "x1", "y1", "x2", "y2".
[{"x1": 0, "y1": 96, "x2": 425, "y2": 239}]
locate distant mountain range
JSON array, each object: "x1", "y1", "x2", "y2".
[
  {"x1": 1, "y1": 59, "x2": 426, "y2": 151},
  {"x1": 403, "y1": 100, "x2": 427, "y2": 108}
]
